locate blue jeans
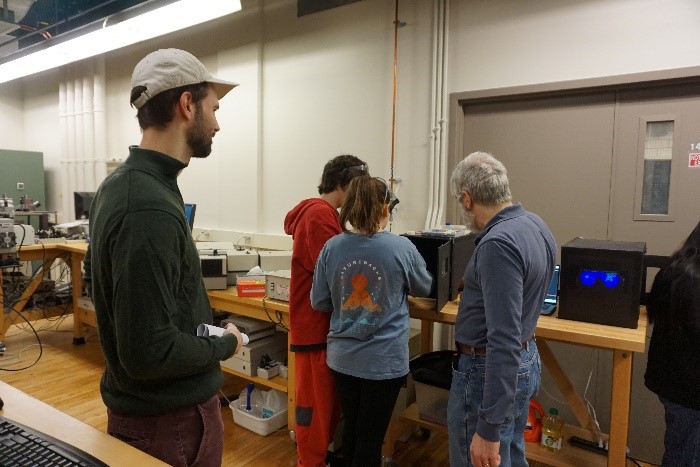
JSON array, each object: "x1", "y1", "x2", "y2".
[
  {"x1": 660, "y1": 396, "x2": 700, "y2": 467},
  {"x1": 447, "y1": 341, "x2": 541, "y2": 467}
]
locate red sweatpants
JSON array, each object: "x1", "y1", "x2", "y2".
[{"x1": 294, "y1": 349, "x2": 341, "y2": 467}]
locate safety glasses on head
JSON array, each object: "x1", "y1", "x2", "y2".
[
  {"x1": 375, "y1": 177, "x2": 400, "y2": 211},
  {"x1": 344, "y1": 163, "x2": 369, "y2": 174}
]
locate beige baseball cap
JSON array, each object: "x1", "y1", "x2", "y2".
[{"x1": 130, "y1": 48, "x2": 238, "y2": 109}]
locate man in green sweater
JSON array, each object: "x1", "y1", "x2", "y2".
[{"x1": 85, "y1": 48, "x2": 242, "y2": 467}]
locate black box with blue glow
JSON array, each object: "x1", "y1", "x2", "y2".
[{"x1": 558, "y1": 237, "x2": 646, "y2": 329}]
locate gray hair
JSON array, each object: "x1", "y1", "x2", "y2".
[{"x1": 450, "y1": 151, "x2": 512, "y2": 206}]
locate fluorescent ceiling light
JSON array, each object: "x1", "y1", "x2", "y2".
[{"x1": 0, "y1": 0, "x2": 241, "y2": 85}]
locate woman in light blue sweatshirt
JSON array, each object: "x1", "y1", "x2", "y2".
[{"x1": 311, "y1": 175, "x2": 434, "y2": 467}]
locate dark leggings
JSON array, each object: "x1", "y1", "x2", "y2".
[{"x1": 331, "y1": 369, "x2": 406, "y2": 467}]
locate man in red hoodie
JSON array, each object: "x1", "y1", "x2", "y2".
[{"x1": 284, "y1": 155, "x2": 368, "y2": 467}]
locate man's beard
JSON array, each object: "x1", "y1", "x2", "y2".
[
  {"x1": 460, "y1": 204, "x2": 480, "y2": 233},
  {"x1": 187, "y1": 110, "x2": 213, "y2": 159}
]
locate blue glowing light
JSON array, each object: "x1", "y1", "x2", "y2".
[
  {"x1": 579, "y1": 271, "x2": 597, "y2": 287},
  {"x1": 578, "y1": 270, "x2": 621, "y2": 289},
  {"x1": 602, "y1": 272, "x2": 621, "y2": 288}
]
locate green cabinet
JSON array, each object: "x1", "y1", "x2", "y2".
[{"x1": 0, "y1": 149, "x2": 46, "y2": 229}]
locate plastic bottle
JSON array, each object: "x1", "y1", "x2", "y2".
[
  {"x1": 239, "y1": 384, "x2": 263, "y2": 417},
  {"x1": 541, "y1": 407, "x2": 564, "y2": 452},
  {"x1": 245, "y1": 382, "x2": 254, "y2": 410},
  {"x1": 262, "y1": 389, "x2": 286, "y2": 419},
  {"x1": 524, "y1": 399, "x2": 544, "y2": 443}
]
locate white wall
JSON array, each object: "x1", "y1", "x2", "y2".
[
  {"x1": 0, "y1": 0, "x2": 431, "y2": 233},
  {"x1": 21, "y1": 69, "x2": 63, "y2": 212},
  {"x1": 448, "y1": 0, "x2": 700, "y2": 91},
  {"x1": 0, "y1": 81, "x2": 23, "y2": 150}
]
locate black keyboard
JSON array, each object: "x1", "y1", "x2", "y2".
[{"x1": 0, "y1": 416, "x2": 108, "y2": 466}]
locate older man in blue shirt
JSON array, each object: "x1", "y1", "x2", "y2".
[{"x1": 447, "y1": 152, "x2": 557, "y2": 467}]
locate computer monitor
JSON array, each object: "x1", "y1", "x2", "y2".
[
  {"x1": 544, "y1": 265, "x2": 560, "y2": 307},
  {"x1": 73, "y1": 192, "x2": 95, "y2": 220},
  {"x1": 184, "y1": 203, "x2": 196, "y2": 230},
  {"x1": 540, "y1": 265, "x2": 560, "y2": 315}
]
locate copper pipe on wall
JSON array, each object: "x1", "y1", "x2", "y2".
[{"x1": 390, "y1": 0, "x2": 400, "y2": 191}]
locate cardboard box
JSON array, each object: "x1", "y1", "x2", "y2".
[{"x1": 236, "y1": 275, "x2": 266, "y2": 297}]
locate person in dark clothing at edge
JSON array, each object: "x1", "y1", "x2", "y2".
[
  {"x1": 83, "y1": 48, "x2": 244, "y2": 467},
  {"x1": 446, "y1": 151, "x2": 556, "y2": 467},
  {"x1": 645, "y1": 220, "x2": 700, "y2": 467},
  {"x1": 284, "y1": 155, "x2": 368, "y2": 467}
]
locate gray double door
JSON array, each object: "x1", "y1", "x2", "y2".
[
  {"x1": 452, "y1": 82, "x2": 700, "y2": 255},
  {"x1": 449, "y1": 79, "x2": 700, "y2": 464}
]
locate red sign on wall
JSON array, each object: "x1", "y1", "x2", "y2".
[{"x1": 690, "y1": 153, "x2": 700, "y2": 167}]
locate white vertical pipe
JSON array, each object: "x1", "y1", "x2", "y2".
[
  {"x1": 425, "y1": 0, "x2": 440, "y2": 229},
  {"x1": 58, "y1": 80, "x2": 70, "y2": 222},
  {"x1": 74, "y1": 71, "x2": 85, "y2": 191},
  {"x1": 432, "y1": 0, "x2": 445, "y2": 228},
  {"x1": 431, "y1": 0, "x2": 446, "y2": 348},
  {"x1": 82, "y1": 60, "x2": 96, "y2": 191},
  {"x1": 431, "y1": 0, "x2": 455, "y2": 350},
  {"x1": 66, "y1": 69, "x2": 77, "y2": 217},
  {"x1": 443, "y1": 0, "x2": 455, "y2": 349},
  {"x1": 434, "y1": 0, "x2": 449, "y2": 226},
  {"x1": 427, "y1": 0, "x2": 448, "y2": 230},
  {"x1": 93, "y1": 56, "x2": 108, "y2": 185}
]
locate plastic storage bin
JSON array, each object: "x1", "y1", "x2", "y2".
[
  {"x1": 231, "y1": 387, "x2": 288, "y2": 436},
  {"x1": 231, "y1": 403, "x2": 288, "y2": 436},
  {"x1": 409, "y1": 350, "x2": 454, "y2": 426}
]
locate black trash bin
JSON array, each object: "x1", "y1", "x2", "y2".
[{"x1": 409, "y1": 350, "x2": 454, "y2": 425}]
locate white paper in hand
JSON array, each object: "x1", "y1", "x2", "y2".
[
  {"x1": 197, "y1": 323, "x2": 225, "y2": 337},
  {"x1": 197, "y1": 323, "x2": 249, "y2": 345}
]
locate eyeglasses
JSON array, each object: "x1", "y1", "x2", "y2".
[{"x1": 376, "y1": 177, "x2": 400, "y2": 211}]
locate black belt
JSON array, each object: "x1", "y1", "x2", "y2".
[{"x1": 456, "y1": 336, "x2": 534, "y2": 356}]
